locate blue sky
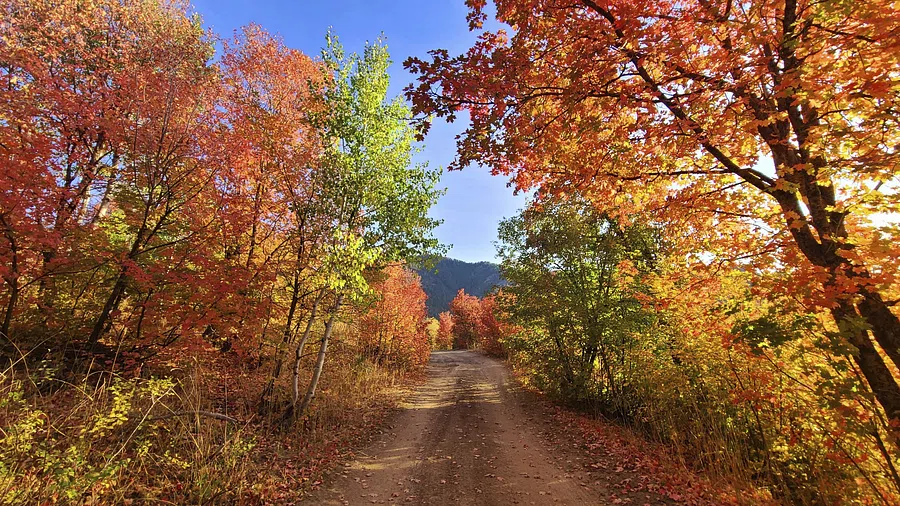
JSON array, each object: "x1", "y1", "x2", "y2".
[{"x1": 191, "y1": 0, "x2": 527, "y2": 263}]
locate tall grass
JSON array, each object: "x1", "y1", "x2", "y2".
[{"x1": 0, "y1": 338, "x2": 413, "y2": 504}]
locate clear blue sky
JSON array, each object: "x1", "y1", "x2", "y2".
[{"x1": 191, "y1": 0, "x2": 527, "y2": 263}]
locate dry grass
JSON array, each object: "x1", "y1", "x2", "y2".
[{"x1": 0, "y1": 343, "x2": 419, "y2": 505}]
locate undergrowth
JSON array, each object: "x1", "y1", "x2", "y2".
[{"x1": 0, "y1": 347, "x2": 414, "y2": 504}]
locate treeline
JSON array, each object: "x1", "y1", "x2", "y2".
[
  {"x1": 415, "y1": 257, "x2": 502, "y2": 316},
  {"x1": 452, "y1": 195, "x2": 900, "y2": 504},
  {"x1": 437, "y1": 288, "x2": 509, "y2": 356},
  {"x1": 0, "y1": 0, "x2": 439, "y2": 502},
  {"x1": 409, "y1": 0, "x2": 900, "y2": 504}
]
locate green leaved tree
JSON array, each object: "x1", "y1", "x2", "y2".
[
  {"x1": 497, "y1": 195, "x2": 660, "y2": 414},
  {"x1": 284, "y1": 32, "x2": 445, "y2": 421}
]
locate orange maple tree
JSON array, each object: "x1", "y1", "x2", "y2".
[
  {"x1": 478, "y1": 294, "x2": 510, "y2": 357},
  {"x1": 358, "y1": 264, "x2": 432, "y2": 370},
  {"x1": 213, "y1": 24, "x2": 326, "y2": 354},
  {"x1": 436, "y1": 311, "x2": 455, "y2": 350},
  {"x1": 406, "y1": 0, "x2": 900, "y2": 429},
  {"x1": 448, "y1": 289, "x2": 512, "y2": 355},
  {"x1": 449, "y1": 289, "x2": 484, "y2": 349}
]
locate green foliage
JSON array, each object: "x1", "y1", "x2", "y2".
[
  {"x1": 0, "y1": 372, "x2": 268, "y2": 504},
  {"x1": 496, "y1": 196, "x2": 900, "y2": 502},
  {"x1": 316, "y1": 31, "x2": 445, "y2": 300},
  {"x1": 1, "y1": 377, "x2": 173, "y2": 503},
  {"x1": 731, "y1": 309, "x2": 817, "y2": 356},
  {"x1": 0, "y1": 386, "x2": 43, "y2": 455},
  {"x1": 497, "y1": 195, "x2": 660, "y2": 412}
]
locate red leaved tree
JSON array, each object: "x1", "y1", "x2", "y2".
[
  {"x1": 435, "y1": 311, "x2": 455, "y2": 350},
  {"x1": 479, "y1": 294, "x2": 512, "y2": 358},
  {"x1": 213, "y1": 24, "x2": 325, "y2": 357},
  {"x1": 406, "y1": 0, "x2": 900, "y2": 431},
  {"x1": 358, "y1": 265, "x2": 431, "y2": 371},
  {"x1": 449, "y1": 289, "x2": 485, "y2": 349}
]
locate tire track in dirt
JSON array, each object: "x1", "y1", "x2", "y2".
[{"x1": 310, "y1": 350, "x2": 673, "y2": 505}]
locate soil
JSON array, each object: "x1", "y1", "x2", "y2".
[{"x1": 310, "y1": 350, "x2": 675, "y2": 505}]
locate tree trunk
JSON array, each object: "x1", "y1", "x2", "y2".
[
  {"x1": 284, "y1": 271, "x2": 303, "y2": 347},
  {"x1": 285, "y1": 293, "x2": 343, "y2": 423},
  {"x1": 285, "y1": 289, "x2": 324, "y2": 405},
  {"x1": 86, "y1": 269, "x2": 129, "y2": 351},
  {"x1": 773, "y1": 189, "x2": 900, "y2": 437},
  {"x1": 85, "y1": 217, "x2": 152, "y2": 353},
  {"x1": 1, "y1": 232, "x2": 19, "y2": 342},
  {"x1": 89, "y1": 176, "x2": 116, "y2": 225},
  {"x1": 1, "y1": 279, "x2": 17, "y2": 343},
  {"x1": 833, "y1": 303, "x2": 900, "y2": 439},
  {"x1": 259, "y1": 271, "x2": 310, "y2": 407},
  {"x1": 857, "y1": 289, "x2": 900, "y2": 371}
]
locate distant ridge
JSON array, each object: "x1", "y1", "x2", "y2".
[{"x1": 415, "y1": 258, "x2": 503, "y2": 317}]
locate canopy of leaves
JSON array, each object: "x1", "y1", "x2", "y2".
[{"x1": 497, "y1": 195, "x2": 660, "y2": 406}]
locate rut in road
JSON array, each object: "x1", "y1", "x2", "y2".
[{"x1": 311, "y1": 350, "x2": 674, "y2": 505}]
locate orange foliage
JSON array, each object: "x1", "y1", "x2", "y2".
[
  {"x1": 435, "y1": 311, "x2": 454, "y2": 350},
  {"x1": 448, "y1": 289, "x2": 512, "y2": 356},
  {"x1": 357, "y1": 265, "x2": 431, "y2": 370},
  {"x1": 448, "y1": 289, "x2": 484, "y2": 349},
  {"x1": 407, "y1": 0, "x2": 900, "y2": 501},
  {"x1": 479, "y1": 294, "x2": 511, "y2": 357},
  {"x1": 406, "y1": 0, "x2": 900, "y2": 428}
]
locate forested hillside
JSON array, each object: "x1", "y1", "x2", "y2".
[{"x1": 415, "y1": 258, "x2": 502, "y2": 316}]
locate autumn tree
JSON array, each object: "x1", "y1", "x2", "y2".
[
  {"x1": 216, "y1": 25, "x2": 330, "y2": 406},
  {"x1": 435, "y1": 311, "x2": 455, "y2": 350},
  {"x1": 358, "y1": 264, "x2": 431, "y2": 370},
  {"x1": 0, "y1": 0, "x2": 443, "y2": 420},
  {"x1": 283, "y1": 32, "x2": 444, "y2": 421},
  {"x1": 448, "y1": 289, "x2": 484, "y2": 349},
  {"x1": 0, "y1": 0, "x2": 158, "y2": 338},
  {"x1": 479, "y1": 294, "x2": 512, "y2": 358},
  {"x1": 213, "y1": 24, "x2": 324, "y2": 356},
  {"x1": 406, "y1": 0, "x2": 900, "y2": 431},
  {"x1": 0, "y1": 0, "x2": 224, "y2": 360},
  {"x1": 82, "y1": 13, "x2": 220, "y2": 355}
]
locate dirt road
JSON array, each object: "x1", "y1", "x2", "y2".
[{"x1": 311, "y1": 350, "x2": 673, "y2": 505}]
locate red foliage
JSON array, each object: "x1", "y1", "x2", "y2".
[
  {"x1": 357, "y1": 265, "x2": 431, "y2": 370},
  {"x1": 0, "y1": 2, "x2": 328, "y2": 361},
  {"x1": 448, "y1": 290, "x2": 513, "y2": 355},
  {"x1": 448, "y1": 289, "x2": 484, "y2": 349},
  {"x1": 405, "y1": 0, "x2": 900, "y2": 435},
  {"x1": 479, "y1": 294, "x2": 513, "y2": 357},
  {"x1": 435, "y1": 311, "x2": 454, "y2": 350}
]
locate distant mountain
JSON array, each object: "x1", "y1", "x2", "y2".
[{"x1": 415, "y1": 258, "x2": 503, "y2": 317}]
